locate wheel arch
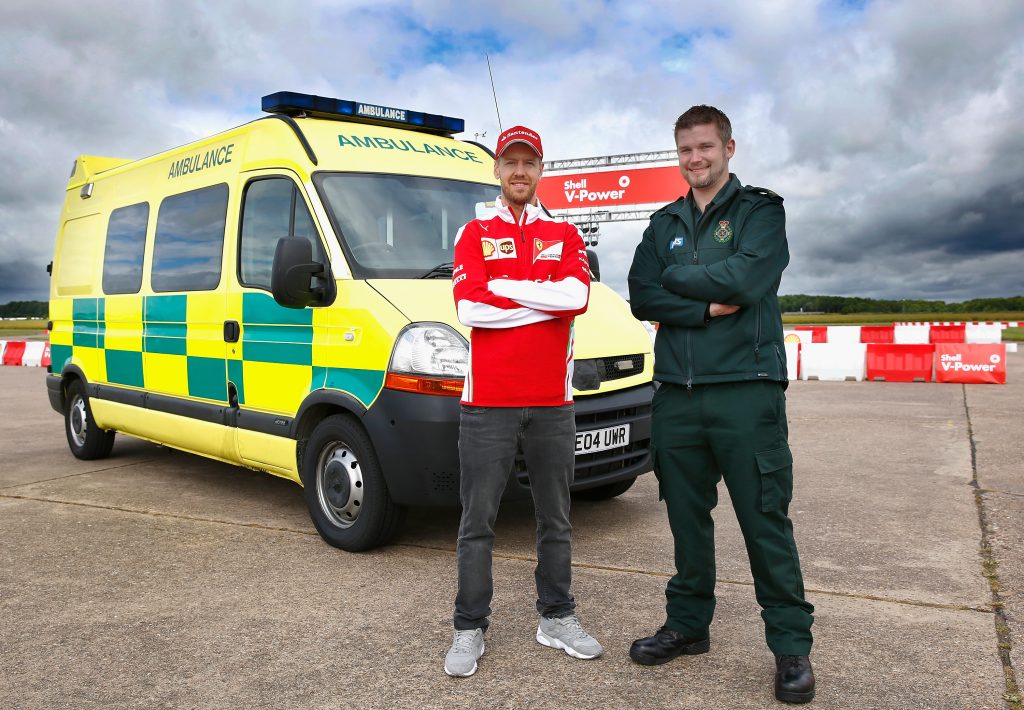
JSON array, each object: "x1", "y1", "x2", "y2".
[
  {"x1": 56, "y1": 364, "x2": 89, "y2": 410},
  {"x1": 291, "y1": 389, "x2": 369, "y2": 474}
]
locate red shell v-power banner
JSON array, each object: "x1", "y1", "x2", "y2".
[{"x1": 537, "y1": 166, "x2": 689, "y2": 209}]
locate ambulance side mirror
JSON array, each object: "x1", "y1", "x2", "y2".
[{"x1": 271, "y1": 237, "x2": 335, "y2": 308}]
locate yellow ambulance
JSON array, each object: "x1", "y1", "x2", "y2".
[{"x1": 46, "y1": 92, "x2": 654, "y2": 551}]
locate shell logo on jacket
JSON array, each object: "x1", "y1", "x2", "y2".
[{"x1": 453, "y1": 195, "x2": 591, "y2": 406}]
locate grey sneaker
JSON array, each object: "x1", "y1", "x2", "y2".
[
  {"x1": 444, "y1": 628, "x2": 485, "y2": 677},
  {"x1": 536, "y1": 614, "x2": 604, "y2": 659}
]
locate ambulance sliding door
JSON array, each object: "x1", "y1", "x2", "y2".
[{"x1": 140, "y1": 184, "x2": 232, "y2": 459}]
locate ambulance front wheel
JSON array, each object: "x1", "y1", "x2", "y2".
[
  {"x1": 302, "y1": 414, "x2": 405, "y2": 552},
  {"x1": 64, "y1": 379, "x2": 116, "y2": 460}
]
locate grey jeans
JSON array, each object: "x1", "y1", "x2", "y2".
[{"x1": 453, "y1": 404, "x2": 577, "y2": 631}]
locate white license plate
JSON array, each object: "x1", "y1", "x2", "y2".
[{"x1": 575, "y1": 424, "x2": 630, "y2": 456}]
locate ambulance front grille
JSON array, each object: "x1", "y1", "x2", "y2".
[{"x1": 574, "y1": 354, "x2": 645, "y2": 383}]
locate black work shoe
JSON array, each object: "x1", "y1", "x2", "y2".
[
  {"x1": 629, "y1": 626, "x2": 710, "y2": 666},
  {"x1": 775, "y1": 655, "x2": 815, "y2": 704}
]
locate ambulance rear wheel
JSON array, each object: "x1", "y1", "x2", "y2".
[
  {"x1": 302, "y1": 414, "x2": 405, "y2": 552},
  {"x1": 64, "y1": 379, "x2": 115, "y2": 460}
]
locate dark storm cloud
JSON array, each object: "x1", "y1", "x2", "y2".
[
  {"x1": 1, "y1": 0, "x2": 1023, "y2": 304},
  {"x1": 0, "y1": 258, "x2": 52, "y2": 302}
]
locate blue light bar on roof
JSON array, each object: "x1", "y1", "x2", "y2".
[{"x1": 261, "y1": 91, "x2": 465, "y2": 136}]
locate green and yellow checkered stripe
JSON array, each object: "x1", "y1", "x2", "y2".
[{"x1": 50, "y1": 291, "x2": 390, "y2": 416}]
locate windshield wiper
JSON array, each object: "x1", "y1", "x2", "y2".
[{"x1": 420, "y1": 262, "x2": 455, "y2": 279}]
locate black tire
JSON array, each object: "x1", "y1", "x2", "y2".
[
  {"x1": 64, "y1": 379, "x2": 115, "y2": 460},
  {"x1": 301, "y1": 414, "x2": 405, "y2": 552},
  {"x1": 572, "y1": 476, "x2": 636, "y2": 501}
]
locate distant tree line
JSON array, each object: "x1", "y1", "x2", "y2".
[
  {"x1": 0, "y1": 301, "x2": 47, "y2": 318},
  {"x1": 779, "y1": 294, "x2": 1024, "y2": 314}
]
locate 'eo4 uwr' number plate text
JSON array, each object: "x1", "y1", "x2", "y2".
[{"x1": 575, "y1": 424, "x2": 630, "y2": 456}]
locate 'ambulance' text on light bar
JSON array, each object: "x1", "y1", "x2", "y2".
[{"x1": 261, "y1": 91, "x2": 465, "y2": 136}]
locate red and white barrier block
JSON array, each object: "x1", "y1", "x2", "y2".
[
  {"x1": 0, "y1": 340, "x2": 50, "y2": 367},
  {"x1": 784, "y1": 340, "x2": 801, "y2": 380},
  {"x1": 894, "y1": 324, "x2": 930, "y2": 344},
  {"x1": 866, "y1": 344, "x2": 935, "y2": 382},
  {"x1": 965, "y1": 324, "x2": 1003, "y2": 344},
  {"x1": 801, "y1": 343, "x2": 867, "y2": 381},
  {"x1": 826, "y1": 325, "x2": 862, "y2": 344},
  {"x1": 21, "y1": 341, "x2": 47, "y2": 367},
  {"x1": 895, "y1": 321, "x2": 1018, "y2": 327}
]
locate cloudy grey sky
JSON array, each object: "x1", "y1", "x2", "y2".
[{"x1": 1, "y1": 0, "x2": 1022, "y2": 303}]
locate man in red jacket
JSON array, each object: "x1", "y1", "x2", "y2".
[{"x1": 444, "y1": 125, "x2": 602, "y2": 677}]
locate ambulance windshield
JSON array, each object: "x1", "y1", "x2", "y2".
[{"x1": 315, "y1": 173, "x2": 498, "y2": 278}]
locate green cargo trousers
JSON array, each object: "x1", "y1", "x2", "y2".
[{"x1": 652, "y1": 380, "x2": 814, "y2": 656}]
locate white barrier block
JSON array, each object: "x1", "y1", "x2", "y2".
[
  {"x1": 965, "y1": 323, "x2": 1002, "y2": 344},
  {"x1": 22, "y1": 341, "x2": 45, "y2": 367},
  {"x1": 784, "y1": 341, "x2": 800, "y2": 380},
  {"x1": 1006, "y1": 342, "x2": 1018, "y2": 353},
  {"x1": 0, "y1": 340, "x2": 6, "y2": 360},
  {"x1": 800, "y1": 343, "x2": 867, "y2": 381},
  {"x1": 826, "y1": 325, "x2": 862, "y2": 344},
  {"x1": 894, "y1": 324, "x2": 929, "y2": 344}
]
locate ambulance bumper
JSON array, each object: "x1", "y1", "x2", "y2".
[{"x1": 364, "y1": 383, "x2": 653, "y2": 507}]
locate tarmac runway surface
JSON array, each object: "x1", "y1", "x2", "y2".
[{"x1": 1, "y1": 358, "x2": 1021, "y2": 709}]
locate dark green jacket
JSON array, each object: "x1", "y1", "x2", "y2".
[{"x1": 628, "y1": 174, "x2": 790, "y2": 387}]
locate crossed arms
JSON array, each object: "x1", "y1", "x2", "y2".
[
  {"x1": 453, "y1": 222, "x2": 591, "y2": 329},
  {"x1": 628, "y1": 201, "x2": 788, "y2": 325}
]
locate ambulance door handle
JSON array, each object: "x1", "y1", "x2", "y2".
[{"x1": 224, "y1": 320, "x2": 240, "y2": 343}]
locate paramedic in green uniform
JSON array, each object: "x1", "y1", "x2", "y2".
[{"x1": 627, "y1": 105, "x2": 815, "y2": 704}]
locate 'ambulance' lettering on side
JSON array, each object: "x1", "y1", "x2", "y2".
[
  {"x1": 168, "y1": 144, "x2": 235, "y2": 179},
  {"x1": 337, "y1": 135, "x2": 483, "y2": 163}
]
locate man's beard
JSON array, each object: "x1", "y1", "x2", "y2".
[
  {"x1": 502, "y1": 185, "x2": 536, "y2": 207},
  {"x1": 687, "y1": 165, "x2": 722, "y2": 190}
]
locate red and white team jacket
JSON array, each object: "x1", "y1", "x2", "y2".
[{"x1": 453, "y1": 196, "x2": 591, "y2": 407}]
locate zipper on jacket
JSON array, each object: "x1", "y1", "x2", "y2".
[
  {"x1": 686, "y1": 330, "x2": 694, "y2": 394},
  {"x1": 691, "y1": 198, "x2": 722, "y2": 262},
  {"x1": 691, "y1": 218, "x2": 700, "y2": 264},
  {"x1": 754, "y1": 302, "x2": 762, "y2": 362}
]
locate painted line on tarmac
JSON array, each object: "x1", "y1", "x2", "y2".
[{"x1": 398, "y1": 542, "x2": 995, "y2": 615}]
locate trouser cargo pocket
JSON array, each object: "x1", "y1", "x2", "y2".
[
  {"x1": 756, "y1": 445, "x2": 793, "y2": 512},
  {"x1": 650, "y1": 443, "x2": 664, "y2": 501}
]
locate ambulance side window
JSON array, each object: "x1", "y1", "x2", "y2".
[
  {"x1": 239, "y1": 177, "x2": 324, "y2": 290},
  {"x1": 152, "y1": 184, "x2": 228, "y2": 292},
  {"x1": 102, "y1": 202, "x2": 149, "y2": 294}
]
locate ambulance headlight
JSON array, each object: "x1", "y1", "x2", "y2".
[{"x1": 389, "y1": 324, "x2": 468, "y2": 378}]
